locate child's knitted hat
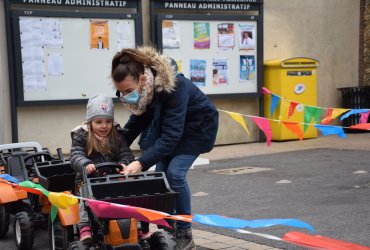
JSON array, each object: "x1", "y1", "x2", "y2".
[{"x1": 86, "y1": 94, "x2": 114, "y2": 122}]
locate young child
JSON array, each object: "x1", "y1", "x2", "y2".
[{"x1": 70, "y1": 94, "x2": 136, "y2": 242}]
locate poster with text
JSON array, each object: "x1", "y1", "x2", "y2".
[
  {"x1": 163, "y1": 20, "x2": 180, "y2": 49},
  {"x1": 240, "y1": 55, "x2": 255, "y2": 81},
  {"x1": 212, "y1": 59, "x2": 229, "y2": 85},
  {"x1": 190, "y1": 59, "x2": 206, "y2": 87},
  {"x1": 194, "y1": 22, "x2": 210, "y2": 49},
  {"x1": 90, "y1": 20, "x2": 109, "y2": 50},
  {"x1": 239, "y1": 23, "x2": 256, "y2": 50},
  {"x1": 217, "y1": 23, "x2": 235, "y2": 50}
]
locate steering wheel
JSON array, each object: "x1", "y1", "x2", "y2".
[
  {"x1": 23, "y1": 152, "x2": 54, "y2": 166},
  {"x1": 89, "y1": 162, "x2": 124, "y2": 178}
]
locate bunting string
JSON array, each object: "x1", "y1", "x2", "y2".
[{"x1": 0, "y1": 175, "x2": 369, "y2": 249}]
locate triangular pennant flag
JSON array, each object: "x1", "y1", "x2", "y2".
[
  {"x1": 349, "y1": 123, "x2": 370, "y2": 130},
  {"x1": 360, "y1": 111, "x2": 370, "y2": 124},
  {"x1": 0, "y1": 183, "x2": 19, "y2": 203},
  {"x1": 19, "y1": 181, "x2": 49, "y2": 196},
  {"x1": 321, "y1": 108, "x2": 334, "y2": 125},
  {"x1": 314, "y1": 125, "x2": 346, "y2": 138},
  {"x1": 48, "y1": 192, "x2": 78, "y2": 210},
  {"x1": 340, "y1": 109, "x2": 370, "y2": 121},
  {"x1": 282, "y1": 122, "x2": 304, "y2": 140},
  {"x1": 193, "y1": 214, "x2": 314, "y2": 231},
  {"x1": 262, "y1": 87, "x2": 271, "y2": 94},
  {"x1": 0, "y1": 174, "x2": 20, "y2": 184},
  {"x1": 304, "y1": 106, "x2": 323, "y2": 131},
  {"x1": 225, "y1": 111, "x2": 250, "y2": 135},
  {"x1": 50, "y1": 205, "x2": 58, "y2": 223},
  {"x1": 270, "y1": 94, "x2": 280, "y2": 117},
  {"x1": 331, "y1": 108, "x2": 350, "y2": 120},
  {"x1": 288, "y1": 102, "x2": 299, "y2": 118},
  {"x1": 283, "y1": 231, "x2": 370, "y2": 250},
  {"x1": 252, "y1": 117, "x2": 272, "y2": 146}
]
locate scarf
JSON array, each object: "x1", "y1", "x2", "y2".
[{"x1": 123, "y1": 67, "x2": 155, "y2": 116}]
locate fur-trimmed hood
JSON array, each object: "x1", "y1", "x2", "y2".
[{"x1": 137, "y1": 46, "x2": 176, "y2": 93}]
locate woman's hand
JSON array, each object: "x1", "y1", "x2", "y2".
[
  {"x1": 85, "y1": 163, "x2": 96, "y2": 175},
  {"x1": 122, "y1": 161, "x2": 143, "y2": 175}
]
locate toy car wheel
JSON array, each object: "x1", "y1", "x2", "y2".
[
  {"x1": 0, "y1": 204, "x2": 10, "y2": 238},
  {"x1": 148, "y1": 231, "x2": 171, "y2": 250},
  {"x1": 13, "y1": 211, "x2": 35, "y2": 250},
  {"x1": 49, "y1": 216, "x2": 74, "y2": 250}
]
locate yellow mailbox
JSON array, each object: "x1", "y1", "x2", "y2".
[{"x1": 264, "y1": 57, "x2": 320, "y2": 140}]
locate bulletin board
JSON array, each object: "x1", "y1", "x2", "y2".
[
  {"x1": 159, "y1": 15, "x2": 258, "y2": 95},
  {"x1": 10, "y1": 10, "x2": 142, "y2": 106},
  {"x1": 150, "y1": 0, "x2": 264, "y2": 97}
]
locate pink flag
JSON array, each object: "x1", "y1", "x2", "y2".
[
  {"x1": 252, "y1": 117, "x2": 272, "y2": 146},
  {"x1": 360, "y1": 111, "x2": 370, "y2": 124},
  {"x1": 87, "y1": 199, "x2": 170, "y2": 228},
  {"x1": 262, "y1": 87, "x2": 271, "y2": 95}
]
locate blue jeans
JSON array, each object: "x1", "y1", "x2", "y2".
[{"x1": 156, "y1": 154, "x2": 198, "y2": 229}]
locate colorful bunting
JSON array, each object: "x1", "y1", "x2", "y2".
[
  {"x1": 314, "y1": 125, "x2": 346, "y2": 138},
  {"x1": 282, "y1": 122, "x2": 304, "y2": 140},
  {"x1": 225, "y1": 111, "x2": 250, "y2": 135},
  {"x1": 252, "y1": 117, "x2": 272, "y2": 146},
  {"x1": 0, "y1": 175, "x2": 369, "y2": 250},
  {"x1": 262, "y1": 87, "x2": 271, "y2": 94}
]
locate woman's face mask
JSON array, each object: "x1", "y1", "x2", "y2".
[{"x1": 122, "y1": 89, "x2": 141, "y2": 105}]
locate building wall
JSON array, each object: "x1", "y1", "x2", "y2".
[
  {"x1": 0, "y1": 0, "x2": 12, "y2": 144},
  {"x1": 0, "y1": 0, "x2": 361, "y2": 153}
]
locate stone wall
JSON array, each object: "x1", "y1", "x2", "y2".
[{"x1": 363, "y1": 0, "x2": 370, "y2": 85}]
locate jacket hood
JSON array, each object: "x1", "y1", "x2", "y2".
[{"x1": 137, "y1": 46, "x2": 176, "y2": 93}]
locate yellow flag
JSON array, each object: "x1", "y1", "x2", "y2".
[
  {"x1": 226, "y1": 111, "x2": 250, "y2": 136},
  {"x1": 48, "y1": 192, "x2": 78, "y2": 209},
  {"x1": 330, "y1": 108, "x2": 349, "y2": 119}
]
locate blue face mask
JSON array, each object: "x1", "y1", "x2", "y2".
[{"x1": 122, "y1": 90, "x2": 141, "y2": 105}]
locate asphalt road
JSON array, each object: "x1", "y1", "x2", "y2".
[
  {"x1": 190, "y1": 148, "x2": 370, "y2": 249},
  {"x1": 1, "y1": 148, "x2": 369, "y2": 249}
]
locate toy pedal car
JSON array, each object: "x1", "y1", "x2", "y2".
[
  {"x1": 0, "y1": 142, "x2": 77, "y2": 250},
  {"x1": 68, "y1": 162, "x2": 178, "y2": 250}
]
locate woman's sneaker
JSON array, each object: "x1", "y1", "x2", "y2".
[
  {"x1": 79, "y1": 226, "x2": 92, "y2": 242},
  {"x1": 176, "y1": 228, "x2": 196, "y2": 250}
]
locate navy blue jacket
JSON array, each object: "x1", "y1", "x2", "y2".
[{"x1": 123, "y1": 73, "x2": 219, "y2": 171}]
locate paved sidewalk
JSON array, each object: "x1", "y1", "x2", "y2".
[{"x1": 191, "y1": 133, "x2": 370, "y2": 250}]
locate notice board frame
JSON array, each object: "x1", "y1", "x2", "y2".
[
  {"x1": 5, "y1": 0, "x2": 143, "y2": 107},
  {"x1": 150, "y1": 0, "x2": 264, "y2": 98}
]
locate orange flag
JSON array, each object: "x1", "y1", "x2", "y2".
[
  {"x1": 321, "y1": 108, "x2": 349, "y2": 125},
  {"x1": 283, "y1": 122, "x2": 304, "y2": 140},
  {"x1": 349, "y1": 123, "x2": 370, "y2": 131}
]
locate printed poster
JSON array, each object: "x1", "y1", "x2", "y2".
[
  {"x1": 162, "y1": 20, "x2": 180, "y2": 49},
  {"x1": 117, "y1": 21, "x2": 133, "y2": 50},
  {"x1": 217, "y1": 23, "x2": 235, "y2": 50},
  {"x1": 240, "y1": 55, "x2": 256, "y2": 81},
  {"x1": 239, "y1": 23, "x2": 256, "y2": 50},
  {"x1": 212, "y1": 59, "x2": 229, "y2": 85},
  {"x1": 41, "y1": 19, "x2": 63, "y2": 48},
  {"x1": 90, "y1": 20, "x2": 109, "y2": 49},
  {"x1": 190, "y1": 59, "x2": 206, "y2": 87},
  {"x1": 194, "y1": 22, "x2": 210, "y2": 49}
]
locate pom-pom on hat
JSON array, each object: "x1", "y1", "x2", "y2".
[{"x1": 86, "y1": 94, "x2": 114, "y2": 122}]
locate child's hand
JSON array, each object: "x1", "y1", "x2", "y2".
[{"x1": 85, "y1": 164, "x2": 96, "y2": 175}]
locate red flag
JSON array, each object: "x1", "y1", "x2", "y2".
[
  {"x1": 283, "y1": 231, "x2": 370, "y2": 250},
  {"x1": 349, "y1": 123, "x2": 370, "y2": 130},
  {"x1": 321, "y1": 108, "x2": 334, "y2": 125},
  {"x1": 288, "y1": 102, "x2": 299, "y2": 118}
]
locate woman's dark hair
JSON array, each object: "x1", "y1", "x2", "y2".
[{"x1": 111, "y1": 48, "x2": 153, "y2": 83}]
